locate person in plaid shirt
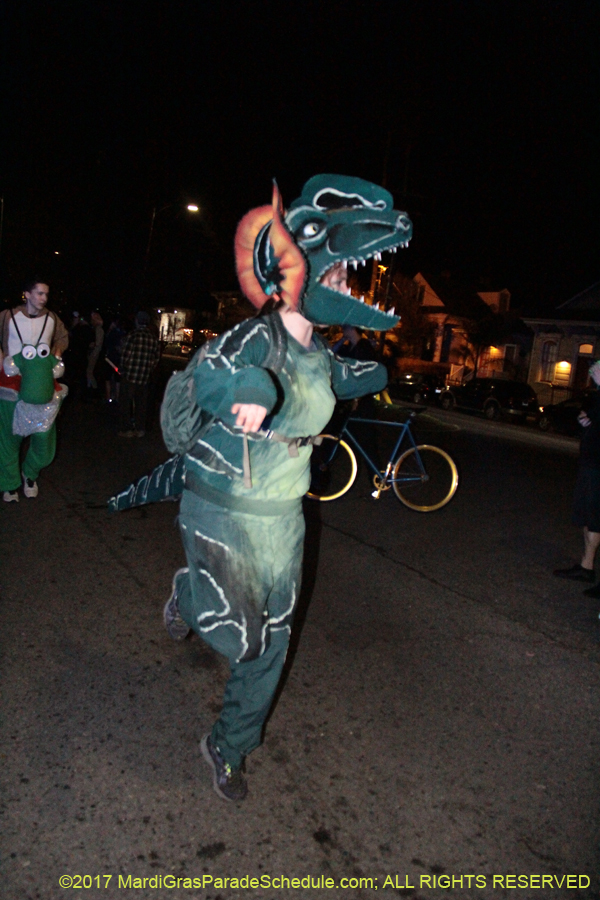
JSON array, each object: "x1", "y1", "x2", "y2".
[{"x1": 118, "y1": 311, "x2": 160, "y2": 437}]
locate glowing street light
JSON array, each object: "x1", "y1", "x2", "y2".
[{"x1": 187, "y1": 204, "x2": 199, "y2": 212}]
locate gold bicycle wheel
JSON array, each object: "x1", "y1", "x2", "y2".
[
  {"x1": 392, "y1": 444, "x2": 458, "y2": 512},
  {"x1": 306, "y1": 436, "x2": 358, "y2": 501}
]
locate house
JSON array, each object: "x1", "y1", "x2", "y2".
[
  {"x1": 524, "y1": 281, "x2": 600, "y2": 405},
  {"x1": 155, "y1": 307, "x2": 195, "y2": 344},
  {"x1": 391, "y1": 272, "x2": 529, "y2": 382}
]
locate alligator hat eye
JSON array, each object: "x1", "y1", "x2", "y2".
[
  {"x1": 37, "y1": 343, "x2": 50, "y2": 358},
  {"x1": 22, "y1": 345, "x2": 36, "y2": 360},
  {"x1": 302, "y1": 222, "x2": 322, "y2": 238}
]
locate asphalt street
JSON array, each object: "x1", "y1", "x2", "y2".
[{"x1": 1, "y1": 398, "x2": 599, "y2": 900}]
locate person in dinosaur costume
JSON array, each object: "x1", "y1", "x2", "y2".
[
  {"x1": 0, "y1": 280, "x2": 68, "y2": 502},
  {"x1": 110, "y1": 174, "x2": 412, "y2": 801}
]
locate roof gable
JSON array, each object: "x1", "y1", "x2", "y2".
[
  {"x1": 416, "y1": 273, "x2": 491, "y2": 319},
  {"x1": 557, "y1": 281, "x2": 600, "y2": 311}
]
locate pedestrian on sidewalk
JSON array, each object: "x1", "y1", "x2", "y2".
[{"x1": 118, "y1": 311, "x2": 160, "y2": 438}]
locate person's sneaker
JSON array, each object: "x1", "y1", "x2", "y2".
[
  {"x1": 200, "y1": 734, "x2": 248, "y2": 802},
  {"x1": 117, "y1": 430, "x2": 135, "y2": 438},
  {"x1": 3, "y1": 491, "x2": 19, "y2": 503},
  {"x1": 163, "y1": 570, "x2": 191, "y2": 641},
  {"x1": 583, "y1": 582, "x2": 600, "y2": 598},
  {"x1": 22, "y1": 475, "x2": 38, "y2": 498},
  {"x1": 553, "y1": 564, "x2": 595, "y2": 583}
]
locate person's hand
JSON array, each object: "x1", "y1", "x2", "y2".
[
  {"x1": 578, "y1": 411, "x2": 591, "y2": 427},
  {"x1": 231, "y1": 403, "x2": 268, "y2": 434}
]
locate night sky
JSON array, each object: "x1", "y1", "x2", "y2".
[{"x1": 2, "y1": 0, "x2": 598, "y2": 314}]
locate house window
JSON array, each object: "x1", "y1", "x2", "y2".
[
  {"x1": 579, "y1": 343, "x2": 594, "y2": 356},
  {"x1": 539, "y1": 341, "x2": 557, "y2": 382},
  {"x1": 554, "y1": 359, "x2": 571, "y2": 387}
]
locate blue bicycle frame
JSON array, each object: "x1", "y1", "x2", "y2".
[{"x1": 339, "y1": 414, "x2": 426, "y2": 496}]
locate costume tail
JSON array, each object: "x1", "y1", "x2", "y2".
[{"x1": 108, "y1": 455, "x2": 185, "y2": 512}]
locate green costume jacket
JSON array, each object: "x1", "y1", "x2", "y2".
[{"x1": 184, "y1": 314, "x2": 387, "y2": 514}]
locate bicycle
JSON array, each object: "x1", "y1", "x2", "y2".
[{"x1": 307, "y1": 408, "x2": 459, "y2": 511}]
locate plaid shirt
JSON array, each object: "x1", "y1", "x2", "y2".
[{"x1": 120, "y1": 327, "x2": 160, "y2": 384}]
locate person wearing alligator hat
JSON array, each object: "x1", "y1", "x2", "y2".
[
  {"x1": 109, "y1": 174, "x2": 412, "y2": 801},
  {"x1": 0, "y1": 279, "x2": 69, "y2": 502}
]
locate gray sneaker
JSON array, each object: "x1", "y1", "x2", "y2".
[
  {"x1": 200, "y1": 734, "x2": 248, "y2": 802},
  {"x1": 3, "y1": 491, "x2": 19, "y2": 503},
  {"x1": 163, "y1": 569, "x2": 191, "y2": 641}
]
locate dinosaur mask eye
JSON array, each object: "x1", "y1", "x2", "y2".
[
  {"x1": 302, "y1": 222, "x2": 323, "y2": 238},
  {"x1": 38, "y1": 344, "x2": 50, "y2": 358},
  {"x1": 22, "y1": 345, "x2": 37, "y2": 360}
]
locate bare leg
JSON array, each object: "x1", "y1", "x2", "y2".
[{"x1": 581, "y1": 527, "x2": 600, "y2": 570}]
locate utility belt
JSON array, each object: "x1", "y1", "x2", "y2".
[
  {"x1": 213, "y1": 419, "x2": 323, "y2": 489},
  {"x1": 241, "y1": 428, "x2": 323, "y2": 488},
  {"x1": 258, "y1": 428, "x2": 323, "y2": 457}
]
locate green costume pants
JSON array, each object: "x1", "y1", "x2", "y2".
[
  {"x1": 176, "y1": 489, "x2": 304, "y2": 769},
  {"x1": 0, "y1": 399, "x2": 57, "y2": 492}
]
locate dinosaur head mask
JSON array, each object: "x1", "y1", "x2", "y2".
[{"x1": 235, "y1": 174, "x2": 412, "y2": 329}]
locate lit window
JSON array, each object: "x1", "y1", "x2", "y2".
[{"x1": 554, "y1": 359, "x2": 571, "y2": 387}]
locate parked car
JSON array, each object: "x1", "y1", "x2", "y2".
[
  {"x1": 387, "y1": 372, "x2": 445, "y2": 405},
  {"x1": 162, "y1": 340, "x2": 194, "y2": 358},
  {"x1": 439, "y1": 378, "x2": 539, "y2": 421},
  {"x1": 537, "y1": 390, "x2": 597, "y2": 434}
]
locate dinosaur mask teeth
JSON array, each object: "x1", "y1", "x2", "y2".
[
  {"x1": 317, "y1": 258, "x2": 398, "y2": 319},
  {"x1": 318, "y1": 239, "x2": 406, "y2": 301}
]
